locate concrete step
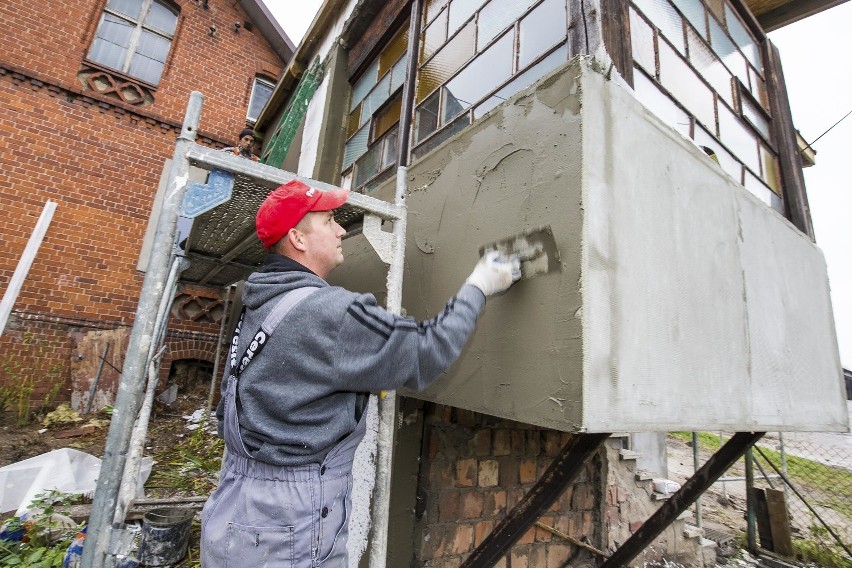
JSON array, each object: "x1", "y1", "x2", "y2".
[
  {"x1": 619, "y1": 449, "x2": 643, "y2": 461},
  {"x1": 635, "y1": 470, "x2": 654, "y2": 481}
]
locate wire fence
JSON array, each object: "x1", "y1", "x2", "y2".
[{"x1": 749, "y1": 432, "x2": 851, "y2": 564}]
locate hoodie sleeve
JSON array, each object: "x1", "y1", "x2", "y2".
[{"x1": 332, "y1": 284, "x2": 486, "y2": 392}]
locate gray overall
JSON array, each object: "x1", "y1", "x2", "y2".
[{"x1": 201, "y1": 288, "x2": 367, "y2": 567}]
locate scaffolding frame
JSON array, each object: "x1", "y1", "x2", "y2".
[{"x1": 79, "y1": 91, "x2": 407, "y2": 568}]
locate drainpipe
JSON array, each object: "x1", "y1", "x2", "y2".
[
  {"x1": 80, "y1": 92, "x2": 203, "y2": 568},
  {"x1": 368, "y1": 3, "x2": 421, "y2": 567}
]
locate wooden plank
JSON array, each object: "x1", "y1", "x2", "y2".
[
  {"x1": 765, "y1": 488, "x2": 794, "y2": 557},
  {"x1": 601, "y1": 0, "x2": 634, "y2": 86},
  {"x1": 751, "y1": 487, "x2": 775, "y2": 551}
]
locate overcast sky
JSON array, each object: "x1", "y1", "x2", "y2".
[{"x1": 265, "y1": 0, "x2": 852, "y2": 368}]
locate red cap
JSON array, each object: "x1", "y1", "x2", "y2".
[{"x1": 256, "y1": 180, "x2": 350, "y2": 249}]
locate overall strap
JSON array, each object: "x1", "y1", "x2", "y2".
[{"x1": 231, "y1": 287, "x2": 319, "y2": 378}]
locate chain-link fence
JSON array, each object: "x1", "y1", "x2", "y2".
[{"x1": 749, "y1": 432, "x2": 851, "y2": 566}]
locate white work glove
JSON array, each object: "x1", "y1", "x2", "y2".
[{"x1": 465, "y1": 251, "x2": 522, "y2": 296}]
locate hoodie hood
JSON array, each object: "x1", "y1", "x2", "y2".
[{"x1": 243, "y1": 253, "x2": 328, "y2": 309}]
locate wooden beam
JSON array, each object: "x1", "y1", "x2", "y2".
[
  {"x1": 764, "y1": 40, "x2": 814, "y2": 239},
  {"x1": 758, "y1": 0, "x2": 850, "y2": 32},
  {"x1": 601, "y1": 0, "x2": 634, "y2": 86}
]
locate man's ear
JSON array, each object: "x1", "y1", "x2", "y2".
[{"x1": 287, "y1": 227, "x2": 307, "y2": 252}]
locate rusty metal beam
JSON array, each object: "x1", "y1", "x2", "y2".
[
  {"x1": 601, "y1": 431, "x2": 765, "y2": 568},
  {"x1": 460, "y1": 433, "x2": 610, "y2": 568}
]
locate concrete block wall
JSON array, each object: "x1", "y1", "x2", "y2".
[
  {"x1": 0, "y1": 0, "x2": 283, "y2": 409},
  {"x1": 415, "y1": 404, "x2": 603, "y2": 567}
]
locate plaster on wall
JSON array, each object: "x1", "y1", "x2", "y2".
[{"x1": 332, "y1": 58, "x2": 846, "y2": 433}]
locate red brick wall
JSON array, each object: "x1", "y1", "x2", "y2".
[
  {"x1": 0, "y1": 0, "x2": 285, "y2": 408},
  {"x1": 417, "y1": 405, "x2": 603, "y2": 567}
]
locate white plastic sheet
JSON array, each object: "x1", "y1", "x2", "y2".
[{"x1": 0, "y1": 448, "x2": 151, "y2": 515}]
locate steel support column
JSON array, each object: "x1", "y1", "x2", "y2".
[
  {"x1": 460, "y1": 432, "x2": 611, "y2": 568},
  {"x1": 601, "y1": 431, "x2": 765, "y2": 568}
]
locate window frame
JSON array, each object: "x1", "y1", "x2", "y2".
[
  {"x1": 86, "y1": 0, "x2": 179, "y2": 87},
  {"x1": 246, "y1": 76, "x2": 276, "y2": 123}
]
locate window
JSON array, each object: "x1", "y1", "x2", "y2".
[
  {"x1": 87, "y1": 0, "x2": 179, "y2": 86},
  {"x1": 247, "y1": 76, "x2": 275, "y2": 123},
  {"x1": 629, "y1": 0, "x2": 781, "y2": 210},
  {"x1": 412, "y1": 0, "x2": 569, "y2": 154},
  {"x1": 342, "y1": 23, "x2": 410, "y2": 191}
]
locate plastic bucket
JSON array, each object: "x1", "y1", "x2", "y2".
[{"x1": 138, "y1": 507, "x2": 194, "y2": 566}]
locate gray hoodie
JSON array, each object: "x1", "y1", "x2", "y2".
[{"x1": 216, "y1": 254, "x2": 485, "y2": 466}]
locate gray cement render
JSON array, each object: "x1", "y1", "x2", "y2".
[{"x1": 330, "y1": 58, "x2": 847, "y2": 433}]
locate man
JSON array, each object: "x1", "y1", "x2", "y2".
[
  {"x1": 222, "y1": 127, "x2": 259, "y2": 161},
  {"x1": 200, "y1": 179, "x2": 519, "y2": 567}
]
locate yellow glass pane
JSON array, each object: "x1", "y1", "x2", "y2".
[
  {"x1": 374, "y1": 96, "x2": 402, "y2": 140},
  {"x1": 706, "y1": 0, "x2": 725, "y2": 24},
  {"x1": 761, "y1": 145, "x2": 781, "y2": 195},
  {"x1": 347, "y1": 104, "x2": 361, "y2": 138},
  {"x1": 421, "y1": 8, "x2": 448, "y2": 64},
  {"x1": 416, "y1": 20, "x2": 475, "y2": 103},
  {"x1": 379, "y1": 22, "x2": 410, "y2": 79}
]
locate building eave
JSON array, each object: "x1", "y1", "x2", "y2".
[{"x1": 238, "y1": 0, "x2": 297, "y2": 63}]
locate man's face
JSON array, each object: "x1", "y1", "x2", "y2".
[
  {"x1": 238, "y1": 134, "x2": 255, "y2": 152},
  {"x1": 298, "y1": 210, "x2": 346, "y2": 277}
]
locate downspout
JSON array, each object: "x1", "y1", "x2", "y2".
[{"x1": 368, "y1": 2, "x2": 422, "y2": 566}]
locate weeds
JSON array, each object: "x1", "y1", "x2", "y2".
[
  {"x1": 0, "y1": 490, "x2": 85, "y2": 567},
  {"x1": 146, "y1": 418, "x2": 223, "y2": 497}
]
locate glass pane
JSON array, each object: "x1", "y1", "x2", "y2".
[
  {"x1": 390, "y1": 55, "x2": 408, "y2": 94},
  {"x1": 412, "y1": 112, "x2": 471, "y2": 160},
  {"x1": 518, "y1": 0, "x2": 566, "y2": 69},
  {"x1": 448, "y1": 0, "x2": 485, "y2": 37},
  {"x1": 415, "y1": 91, "x2": 441, "y2": 143},
  {"x1": 724, "y1": 5, "x2": 760, "y2": 72},
  {"x1": 247, "y1": 78, "x2": 274, "y2": 121},
  {"x1": 443, "y1": 31, "x2": 513, "y2": 123},
  {"x1": 633, "y1": 69, "x2": 691, "y2": 139},
  {"x1": 343, "y1": 125, "x2": 369, "y2": 169},
  {"x1": 145, "y1": 0, "x2": 178, "y2": 35},
  {"x1": 134, "y1": 29, "x2": 169, "y2": 60},
  {"x1": 107, "y1": 0, "x2": 143, "y2": 20},
  {"x1": 416, "y1": 20, "x2": 476, "y2": 102},
  {"x1": 128, "y1": 53, "x2": 165, "y2": 85},
  {"x1": 351, "y1": 59, "x2": 378, "y2": 111},
  {"x1": 709, "y1": 16, "x2": 748, "y2": 87},
  {"x1": 382, "y1": 126, "x2": 399, "y2": 168},
  {"x1": 354, "y1": 143, "x2": 383, "y2": 187},
  {"x1": 379, "y1": 23, "x2": 409, "y2": 79},
  {"x1": 672, "y1": 0, "x2": 706, "y2": 38},
  {"x1": 475, "y1": 43, "x2": 567, "y2": 118},
  {"x1": 364, "y1": 168, "x2": 396, "y2": 193},
  {"x1": 88, "y1": 14, "x2": 132, "y2": 70},
  {"x1": 751, "y1": 75, "x2": 769, "y2": 110},
  {"x1": 340, "y1": 169, "x2": 353, "y2": 191},
  {"x1": 659, "y1": 40, "x2": 715, "y2": 132},
  {"x1": 630, "y1": 8, "x2": 656, "y2": 75},
  {"x1": 478, "y1": 0, "x2": 537, "y2": 51},
  {"x1": 687, "y1": 27, "x2": 732, "y2": 105},
  {"x1": 743, "y1": 169, "x2": 775, "y2": 208},
  {"x1": 425, "y1": 0, "x2": 450, "y2": 25},
  {"x1": 347, "y1": 104, "x2": 361, "y2": 138},
  {"x1": 760, "y1": 145, "x2": 781, "y2": 194},
  {"x1": 633, "y1": 0, "x2": 685, "y2": 54},
  {"x1": 374, "y1": 96, "x2": 402, "y2": 140},
  {"x1": 362, "y1": 72, "x2": 391, "y2": 125},
  {"x1": 421, "y1": 8, "x2": 448, "y2": 63},
  {"x1": 694, "y1": 123, "x2": 741, "y2": 182},
  {"x1": 741, "y1": 94, "x2": 769, "y2": 139},
  {"x1": 718, "y1": 102, "x2": 759, "y2": 172}
]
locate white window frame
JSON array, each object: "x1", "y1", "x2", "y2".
[{"x1": 246, "y1": 76, "x2": 276, "y2": 123}]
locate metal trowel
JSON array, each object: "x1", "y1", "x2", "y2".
[{"x1": 479, "y1": 226, "x2": 561, "y2": 280}]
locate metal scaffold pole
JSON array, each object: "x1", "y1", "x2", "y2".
[{"x1": 80, "y1": 92, "x2": 204, "y2": 568}]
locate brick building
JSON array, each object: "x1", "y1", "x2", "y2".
[{"x1": 0, "y1": 0, "x2": 292, "y2": 411}]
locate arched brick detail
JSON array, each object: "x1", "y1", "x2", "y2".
[{"x1": 159, "y1": 337, "x2": 219, "y2": 388}]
